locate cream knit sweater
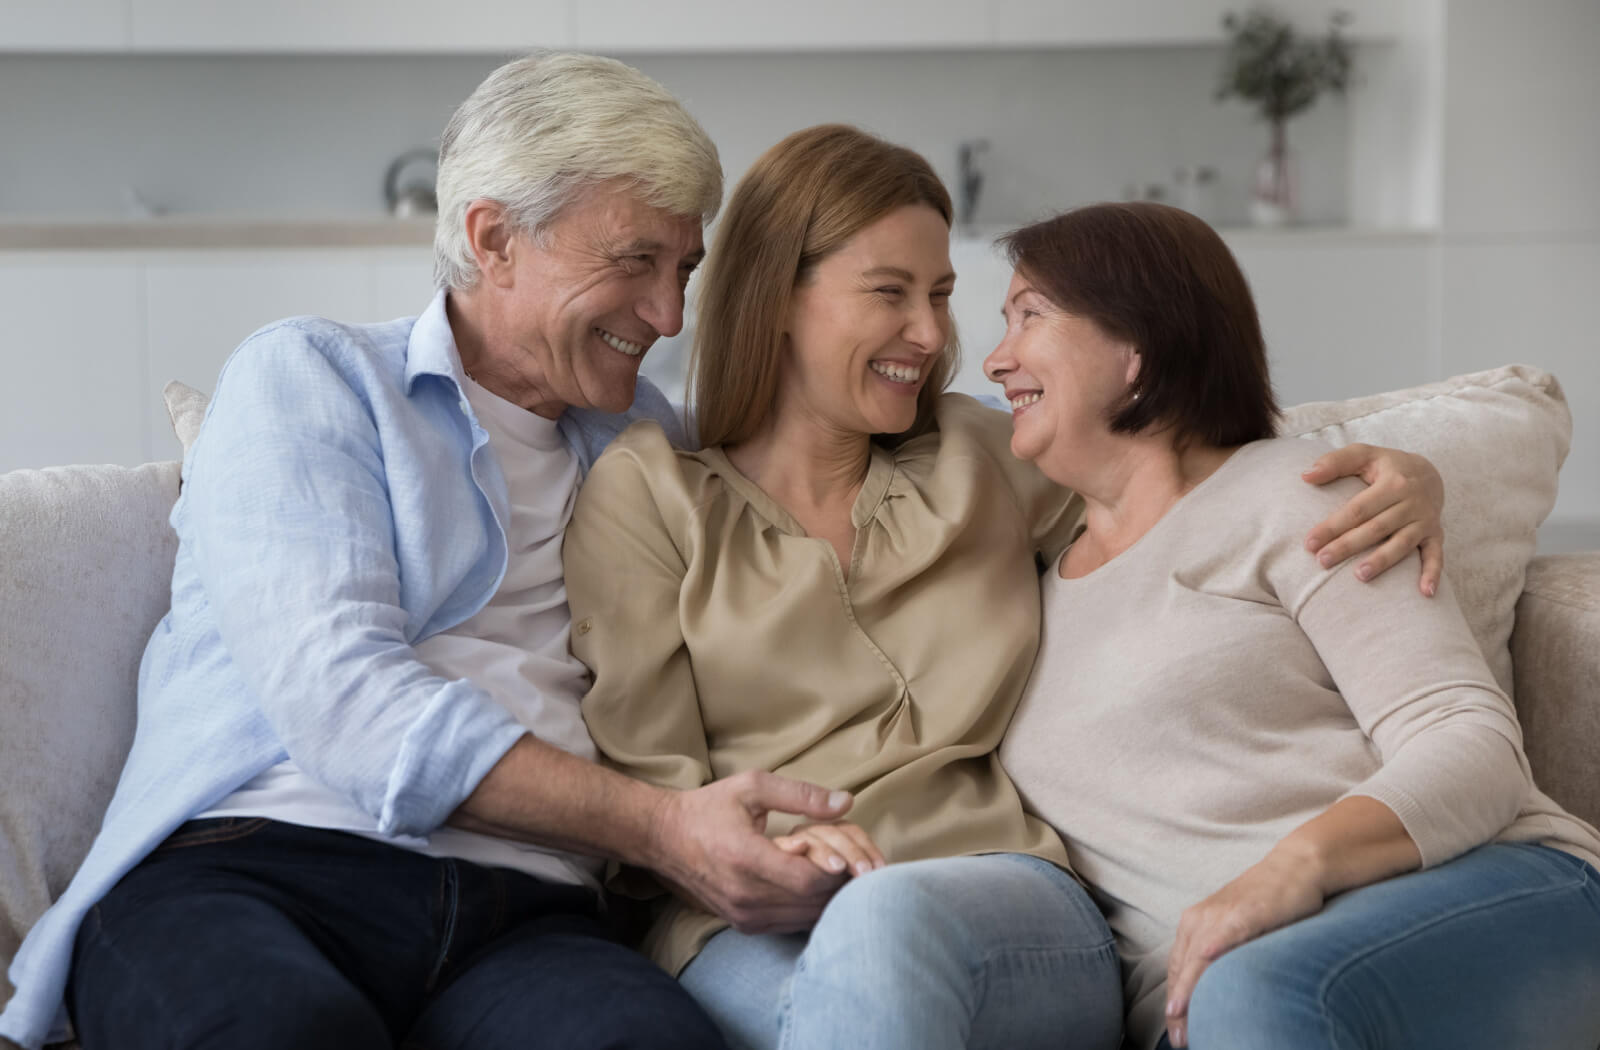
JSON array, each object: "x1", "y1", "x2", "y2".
[{"x1": 1001, "y1": 436, "x2": 1600, "y2": 1050}]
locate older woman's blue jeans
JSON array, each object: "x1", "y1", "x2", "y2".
[
  {"x1": 678, "y1": 852, "x2": 1124, "y2": 1050},
  {"x1": 1167, "y1": 842, "x2": 1600, "y2": 1050}
]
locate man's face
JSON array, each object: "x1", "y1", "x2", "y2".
[{"x1": 499, "y1": 187, "x2": 705, "y2": 415}]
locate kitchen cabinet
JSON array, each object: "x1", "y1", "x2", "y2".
[
  {"x1": 987, "y1": 0, "x2": 1409, "y2": 47},
  {"x1": 0, "y1": 245, "x2": 437, "y2": 470},
  {"x1": 0, "y1": 0, "x2": 126, "y2": 50},
  {"x1": 7, "y1": 0, "x2": 1414, "y2": 54},
  {"x1": 127, "y1": 0, "x2": 569, "y2": 52},
  {"x1": 0, "y1": 257, "x2": 143, "y2": 473},
  {"x1": 574, "y1": 0, "x2": 987, "y2": 53}
]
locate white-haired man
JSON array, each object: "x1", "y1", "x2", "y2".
[{"x1": 0, "y1": 53, "x2": 854, "y2": 1050}]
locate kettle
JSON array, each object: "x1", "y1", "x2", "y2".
[{"x1": 384, "y1": 148, "x2": 439, "y2": 218}]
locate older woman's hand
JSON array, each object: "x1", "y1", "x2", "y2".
[
  {"x1": 774, "y1": 822, "x2": 887, "y2": 878},
  {"x1": 1162, "y1": 853, "x2": 1325, "y2": 1048},
  {"x1": 1301, "y1": 443, "x2": 1446, "y2": 596}
]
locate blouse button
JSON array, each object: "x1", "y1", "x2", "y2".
[{"x1": 576, "y1": 618, "x2": 593, "y2": 636}]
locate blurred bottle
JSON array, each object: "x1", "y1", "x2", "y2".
[{"x1": 1173, "y1": 165, "x2": 1219, "y2": 224}]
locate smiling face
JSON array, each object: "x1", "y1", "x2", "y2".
[
  {"x1": 493, "y1": 185, "x2": 705, "y2": 415},
  {"x1": 984, "y1": 268, "x2": 1139, "y2": 475},
  {"x1": 777, "y1": 203, "x2": 955, "y2": 438}
]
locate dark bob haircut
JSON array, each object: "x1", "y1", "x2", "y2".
[{"x1": 1000, "y1": 202, "x2": 1278, "y2": 448}]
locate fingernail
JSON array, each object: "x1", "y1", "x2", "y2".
[
  {"x1": 1424, "y1": 580, "x2": 1437, "y2": 597},
  {"x1": 1356, "y1": 564, "x2": 1373, "y2": 581},
  {"x1": 1318, "y1": 551, "x2": 1334, "y2": 567},
  {"x1": 1167, "y1": 999, "x2": 1179, "y2": 1017},
  {"x1": 854, "y1": 861, "x2": 873, "y2": 876},
  {"x1": 827, "y1": 790, "x2": 850, "y2": 809},
  {"x1": 827, "y1": 856, "x2": 845, "y2": 873}
]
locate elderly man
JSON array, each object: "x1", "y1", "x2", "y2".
[{"x1": 0, "y1": 53, "x2": 853, "y2": 1050}]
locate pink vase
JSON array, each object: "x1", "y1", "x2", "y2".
[{"x1": 1251, "y1": 121, "x2": 1298, "y2": 226}]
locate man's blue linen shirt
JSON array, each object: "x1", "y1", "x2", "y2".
[{"x1": 0, "y1": 291, "x2": 686, "y2": 1048}]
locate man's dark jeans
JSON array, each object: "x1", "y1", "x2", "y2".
[{"x1": 67, "y1": 818, "x2": 726, "y2": 1050}]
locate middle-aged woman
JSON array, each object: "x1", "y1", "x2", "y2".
[
  {"x1": 990, "y1": 202, "x2": 1600, "y2": 1050},
  {"x1": 561, "y1": 126, "x2": 1444, "y2": 1050}
]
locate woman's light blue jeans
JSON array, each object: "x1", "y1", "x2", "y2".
[
  {"x1": 1173, "y1": 842, "x2": 1600, "y2": 1050},
  {"x1": 679, "y1": 852, "x2": 1124, "y2": 1050}
]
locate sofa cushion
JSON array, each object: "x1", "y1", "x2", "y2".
[
  {"x1": 1512, "y1": 553, "x2": 1600, "y2": 828},
  {"x1": 1278, "y1": 363, "x2": 1570, "y2": 697},
  {"x1": 0, "y1": 462, "x2": 181, "y2": 1016}
]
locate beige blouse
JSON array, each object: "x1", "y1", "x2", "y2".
[{"x1": 564, "y1": 394, "x2": 1083, "y2": 974}]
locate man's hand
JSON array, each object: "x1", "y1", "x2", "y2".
[
  {"x1": 645, "y1": 771, "x2": 857, "y2": 934},
  {"x1": 1302, "y1": 443, "x2": 1445, "y2": 596}
]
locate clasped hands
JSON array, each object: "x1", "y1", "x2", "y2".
[{"x1": 646, "y1": 770, "x2": 883, "y2": 935}]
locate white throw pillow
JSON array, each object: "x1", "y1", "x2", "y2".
[
  {"x1": 162, "y1": 379, "x2": 209, "y2": 453},
  {"x1": 1278, "y1": 363, "x2": 1570, "y2": 696}
]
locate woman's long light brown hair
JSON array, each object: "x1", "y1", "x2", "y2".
[{"x1": 689, "y1": 124, "x2": 958, "y2": 449}]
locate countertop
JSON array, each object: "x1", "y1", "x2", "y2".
[
  {"x1": 0, "y1": 215, "x2": 1442, "y2": 253},
  {"x1": 0, "y1": 215, "x2": 436, "y2": 251}
]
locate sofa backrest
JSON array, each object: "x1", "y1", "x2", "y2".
[{"x1": 0, "y1": 460, "x2": 180, "y2": 1011}]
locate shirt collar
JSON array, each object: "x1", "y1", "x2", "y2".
[{"x1": 404, "y1": 288, "x2": 467, "y2": 395}]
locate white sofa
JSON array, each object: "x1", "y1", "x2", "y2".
[{"x1": 2, "y1": 365, "x2": 1597, "y2": 1049}]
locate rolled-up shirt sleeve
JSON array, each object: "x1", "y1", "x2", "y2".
[{"x1": 183, "y1": 326, "x2": 527, "y2": 836}]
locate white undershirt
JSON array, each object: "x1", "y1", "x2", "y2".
[{"x1": 201, "y1": 372, "x2": 601, "y2": 888}]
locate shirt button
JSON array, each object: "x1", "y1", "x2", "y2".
[{"x1": 576, "y1": 618, "x2": 593, "y2": 636}]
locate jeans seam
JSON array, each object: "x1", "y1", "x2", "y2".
[
  {"x1": 424, "y1": 860, "x2": 460, "y2": 994},
  {"x1": 153, "y1": 816, "x2": 273, "y2": 852},
  {"x1": 77, "y1": 902, "x2": 188, "y2": 1045}
]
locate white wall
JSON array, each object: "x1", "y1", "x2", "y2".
[
  {"x1": 0, "y1": 48, "x2": 1353, "y2": 227},
  {"x1": 1436, "y1": 0, "x2": 1600, "y2": 529}
]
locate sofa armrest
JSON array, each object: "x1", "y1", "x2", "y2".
[{"x1": 1510, "y1": 552, "x2": 1600, "y2": 830}]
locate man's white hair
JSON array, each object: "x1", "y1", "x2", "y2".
[{"x1": 433, "y1": 52, "x2": 723, "y2": 291}]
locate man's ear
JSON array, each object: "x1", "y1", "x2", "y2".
[{"x1": 464, "y1": 199, "x2": 517, "y2": 289}]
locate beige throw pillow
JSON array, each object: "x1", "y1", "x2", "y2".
[{"x1": 1278, "y1": 364, "x2": 1571, "y2": 696}]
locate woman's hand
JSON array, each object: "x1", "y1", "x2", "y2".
[
  {"x1": 773, "y1": 822, "x2": 887, "y2": 878},
  {"x1": 1301, "y1": 444, "x2": 1445, "y2": 596},
  {"x1": 1162, "y1": 853, "x2": 1325, "y2": 1048}
]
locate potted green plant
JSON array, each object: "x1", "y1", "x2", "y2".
[{"x1": 1217, "y1": 7, "x2": 1354, "y2": 225}]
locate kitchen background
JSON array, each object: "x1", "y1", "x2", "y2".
[{"x1": 2, "y1": 0, "x2": 1596, "y2": 547}]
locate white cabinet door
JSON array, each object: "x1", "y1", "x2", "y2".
[
  {"x1": 370, "y1": 249, "x2": 437, "y2": 324},
  {"x1": 575, "y1": 0, "x2": 986, "y2": 52},
  {"x1": 989, "y1": 0, "x2": 1408, "y2": 47},
  {"x1": 142, "y1": 252, "x2": 371, "y2": 460},
  {"x1": 1228, "y1": 232, "x2": 1433, "y2": 407},
  {"x1": 0, "y1": 256, "x2": 143, "y2": 472},
  {"x1": 1441, "y1": 238, "x2": 1600, "y2": 524},
  {"x1": 129, "y1": 0, "x2": 568, "y2": 51},
  {"x1": 0, "y1": 0, "x2": 126, "y2": 50}
]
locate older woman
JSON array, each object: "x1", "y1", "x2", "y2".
[
  {"x1": 563, "y1": 127, "x2": 1446, "y2": 1050},
  {"x1": 989, "y1": 202, "x2": 1600, "y2": 1050}
]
